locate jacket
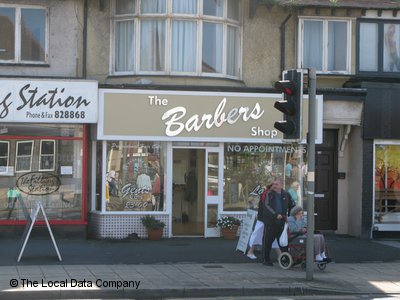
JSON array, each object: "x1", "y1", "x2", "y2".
[{"x1": 257, "y1": 189, "x2": 295, "y2": 225}]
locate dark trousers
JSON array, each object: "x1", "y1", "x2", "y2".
[{"x1": 262, "y1": 220, "x2": 287, "y2": 262}]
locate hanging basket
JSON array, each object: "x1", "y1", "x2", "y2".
[{"x1": 221, "y1": 225, "x2": 239, "y2": 240}]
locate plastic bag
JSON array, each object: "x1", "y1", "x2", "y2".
[{"x1": 279, "y1": 222, "x2": 289, "y2": 247}]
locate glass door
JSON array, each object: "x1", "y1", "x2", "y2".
[{"x1": 204, "y1": 148, "x2": 223, "y2": 237}]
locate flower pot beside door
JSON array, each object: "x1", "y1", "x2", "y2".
[
  {"x1": 216, "y1": 216, "x2": 241, "y2": 240},
  {"x1": 221, "y1": 224, "x2": 239, "y2": 240},
  {"x1": 141, "y1": 215, "x2": 166, "y2": 241}
]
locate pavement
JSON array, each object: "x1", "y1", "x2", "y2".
[{"x1": 0, "y1": 233, "x2": 399, "y2": 299}]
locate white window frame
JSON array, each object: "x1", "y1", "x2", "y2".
[
  {"x1": 0, "y1": 4, "x2": 49, "y2": 64},
  {"x1": 15, "y1": 140, "x2": 34, "y2": 173},
  {"x1": 298, "y1": 17, "x2": 352, "y2": 74},
  {"x1": 39, "y1": 139, "x2": 55, "y2": 171},
  {"x1": 0, "y1": 141, "x2": 10, "y2": 174},
  {"x1": 110, "y1": 0, "x2": 242, "y2": 79}
]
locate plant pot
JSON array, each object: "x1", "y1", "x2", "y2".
[
  {"x1": 146, "y1": 227, "x2": 163, "y2": 240},
  {"x1": 221, "y1": 225, "x2": 239, "y2": 240}
]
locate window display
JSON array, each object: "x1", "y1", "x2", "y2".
[
  {"x1": 105, "y1": 141, "x2": 166, "y2": 212},
  {"x1": 0, "y1": 134, "x2": 84, "y2": 221},
  {"x1": 223, "y1": 143, "x2": 307, "y2": 211},
  {"x1": 374, "y1": 143, "x2": 400, "y2": 224}
]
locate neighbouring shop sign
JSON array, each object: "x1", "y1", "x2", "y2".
[
  {"x1": 16, "y1": 172, "x2": 61, "y2": 195},
  {"x1": 0, "y1": 79, "x2": 97, "y2": 123},
  {"x1": 98, "y1": 89, "x2": 323, "y2": 143}
]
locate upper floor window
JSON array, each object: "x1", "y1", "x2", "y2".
[
  {"x1": 358, "y1": 19, "x2": 400, "y2": 76},
  {"x1": 298, "y1": 18, "x2": 351, "y2": 74},
  {"x1": 112, "y1": 0, "x2": 241, "y2": 78},
  {"x1": 0, "y1": 5, "x2": 48, "y2": 63}
]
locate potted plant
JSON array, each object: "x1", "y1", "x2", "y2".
[
  {"x1": 216, "y1": 216, "x2": 241, "y2": 240},
  {"x1": 141, "y1": 215, "x2": 165, "y2": 240}
]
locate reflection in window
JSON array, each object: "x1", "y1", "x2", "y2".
[
  {"x1": 0, "y1": 141, "x2": 10, "y2": 173},
  {"x1": 207, "y1": 153, "x2": 219, "y2": 196},
  {"x1": 384, "y1": 24, "x2": 400, "y2": 72},
  {"x1": 15, "y1": 140, "x2": 33, "y2": 173},
  {"x1": 374, "y1": 144, "x2": 400, "y2": 224},
  {"x1": 39, "y1": 140, "x2": 55, "y2": 171},
  {"x1": 223, "y1": 144, "x2": 307, "y2": 211},
  {"x1": 207, "y1": 204, "x2": 218, "y2": 228},
  {"x1": 202, "y1": 22, "x2": 223, "y2": 73},
  {"x1": 105, "y1": 141, "x2": 166, "y2": 212},
  {"x1": 0, "y1": 7, "x2": 15, "y2": 60}
]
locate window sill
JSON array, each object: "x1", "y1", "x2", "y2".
[{"x1": 0, "y1": 62, "x2": 50, "y2": 67}]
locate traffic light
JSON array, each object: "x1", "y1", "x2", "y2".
[{"x1": 273, "y1": 69, "x2": 303, "y2": 141}]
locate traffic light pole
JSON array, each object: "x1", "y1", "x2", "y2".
[{"x1": 306, "y1": 68, "x2": 316, "y2": 281}]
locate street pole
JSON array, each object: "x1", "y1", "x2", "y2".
[{"x1": 306, "y1": 68, "x2": 316, "y2": 281}]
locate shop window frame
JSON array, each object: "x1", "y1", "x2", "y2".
[
  {"x1": 0, "y1": 141, "x2": 10, "y2": 174},
  {"x1": 110, "y1": 0, "x2": 242, "y2": 79},
  {"x1": 356, "y1": 18, "x2": 400, "y2": 78},
  {"x1": 15, "y1": 140, "x2": 34, "y2": 173},
  {"x1": 0, "y1": 4, "x2": 49, "y2": 64},
  {"x1": 38, "y1": 139, "x2": 55, "y2": 171},
  {"x1": 298, "y1": 17, "x2": 352, "y2": 74}
]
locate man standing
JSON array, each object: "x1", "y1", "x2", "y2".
[{"x1": 258, "y1": 179, "x2": 296, "y2": 266}]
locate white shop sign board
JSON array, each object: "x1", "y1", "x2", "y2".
[{"x1": 236, "y1": 209, "x2": 257, "y2": 253}]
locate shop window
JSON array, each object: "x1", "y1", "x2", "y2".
[
  {"x1": 15, "y1": 140, "x2": 33, "y2": 173},
  {"x1": 112, "y1": 0, "x2": 241, "y2": 78},
  {"x1": 358, "y1": 19, "x2": 400, "y2": 77},
  {"x1": 374, "y1": 143, "x2": 400, "y2": 224},
  {"x1": 223, "y1": 143, "x2": 307, "y2": 211},
  {"x1": 0, "y1": 5, "x2": 47, "y2": 63},
  {"x1": 298, "y1": 18, "x2": 351, "y2": 74},
  {"x1": 0, "y1": 141, "x2": 9, "y2": 174},
  {"x1": 104, "y1": 141, "x2": 167, "y2": 212},
  {"x1": 39, "y1": 140, "x2": 55, "y2": 171}
]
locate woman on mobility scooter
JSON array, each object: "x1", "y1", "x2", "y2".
[{"x1": 278, "y1": 205, "x2": 332, "y2": 270}]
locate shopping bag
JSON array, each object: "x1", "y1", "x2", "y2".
[{"x1": 279, "y1": 222, "x2": 288, "y2": 247}]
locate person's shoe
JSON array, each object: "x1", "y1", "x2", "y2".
[
  {"x1": 262, "y1": 260, "x2": 273, "y2": 266},
  {"x1": 315, "y1": 254, "x2": 323, "y2": 262},
  {"x1": 247, "y1": 253, "x2": 257, "y2": 260}
]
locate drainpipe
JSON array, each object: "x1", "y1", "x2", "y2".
[
  {"x1": 280, "y1": 14, "x2": 292, "y2": 77},
  {"x1": 82, "y1": 0, "x2": 88, "y2": 78}
]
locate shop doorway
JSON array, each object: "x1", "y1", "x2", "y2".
[{"x1": 172, "y1": 149, "x2": 205, "y2": 236}]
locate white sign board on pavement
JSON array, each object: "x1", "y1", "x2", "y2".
[{"x1": 236, "y1": 209, "x2": 257, "y2": 253}]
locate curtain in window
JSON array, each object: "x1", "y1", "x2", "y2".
[
  {"x1": 359, "y1": 23, "x2": 378, "y2": 72},
  {"x1": 115, "y1": 21, "x2": 134, "y2": 72},
  {"x1": 303, "y1": 20, "x2": 322, "y2": 70},
  {"x1": 203, "y1": 0, "x2": 223, "y2": 17},
  {"x1": 226, "y1": 26, "x2": 239, "y2": 76},
  {"x1": 384, "y1": 23, "x2": 400, "y2": 73},
  {"x1": 21, "y1": 8, "x2": 45, "y2": 61},
  {"x1": 172, "y1": 20, "x2": 196, "y2": 72},
  {"x1": 141, "y1": 0, "x2": 166, "y2": 13},
  {"x1": 327, "y1": 21, "x2": 347, "y2": 71},
  {"x1": 0, "y1": 7, "x2": 15, "y2": 60},
  {"x1": 140, "y1": 20, "x2": 165, "y2": 71},
  {"x1": 172, "y1": 0, "x2": 197, "y2": 14},
  {"x1": 202, "y1": 22, "x2": 222, "y2": 73}
]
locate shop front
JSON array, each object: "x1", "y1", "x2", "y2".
[
  {"x1": 92, "y1": 89, "x2": 322, "y2": 239},
  {"x1": 0, "y1": 79, "x2": 97, "y2": 236}
]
